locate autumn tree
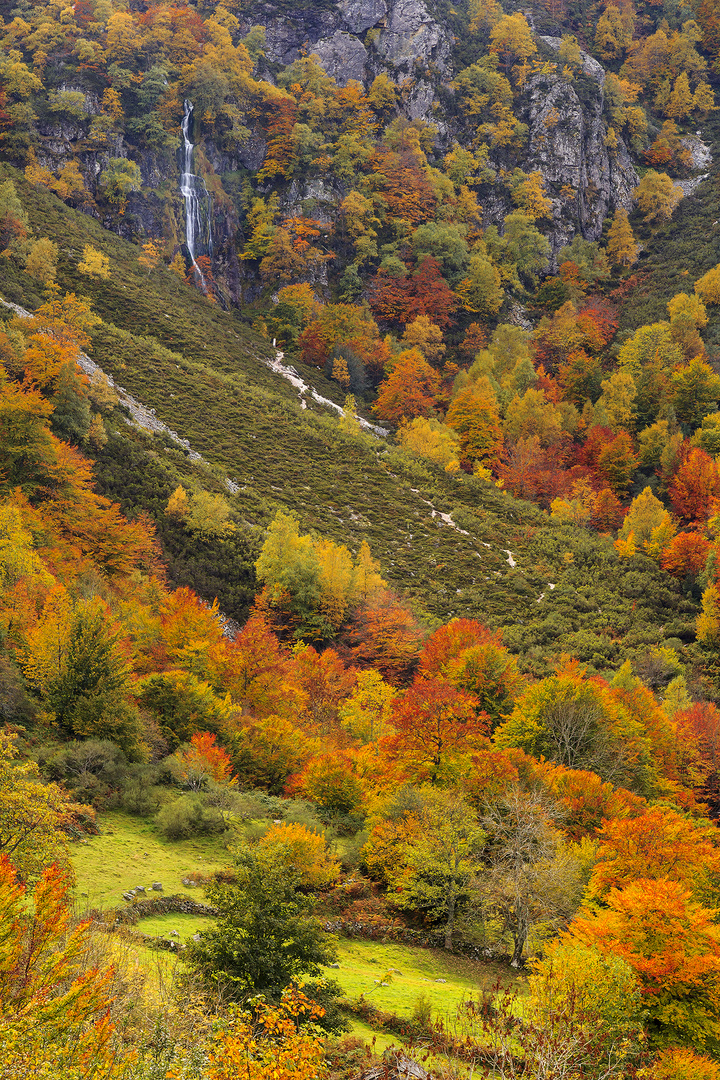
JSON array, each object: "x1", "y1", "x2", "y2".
[
  {"x1": 78, "y1": 245, "x2": 110, "y2": 279},
  {"x1": 606, "y1": 208, "x2": 639, "y2": 268},
  {"x1": 446, "y1": 383, "x2": 504, "y2": 470},
  {"x1": 490, "y1": 13, "x2": 537, "y2": 79},
  {"x1": 257, "y1": 821, "x2": 340, "y2": 889},
  {"x1": 672, "y1": 355, "x2": 720, "y2": 428},
  {"x1": 495, "y1": 663, "x2": 650, "y2": 791},
  {"x1": 587, "y1": 806, "x2": 720, "y2": 906},
  {"x1": 401, "y1": 315, "x2": 446, "y2": 365},
  {"x1": 481, "y1": 788, "x2": 582, "y2": 965},
  {"x1": 695, "y1": 263, "x2": 720, "y2": 305},
  {"x1": 373, "y1": 349, "x2": 440, "y2": 425},
  {"x1": 384, "y1": 676, "x2": 487, "y2": 783},
  {"x1": 25, "y1": 237, "x2": 58, "y2": 285},
  {"x1": 669, "y1": 446, "x2": 720, "y2": 523},
  {"x1": 634, "y1": 170, "x2": 683, "y2": 226},
  {"x1": 376, "y1": 788, "x2": 486, "y2": 949},
  {"x1": 0, "y1": 857, "x2": 127, "y2": 1078},
  {"x1": 137, "y1": 239, "x2": 162, "y2": 274},
  {"x1": 339, "y1": 669, "x2": 396, "y2": 743},
  {"x1": 0, "y1": 732, "x2": 92, "y2": 883},
  {"x1": 205, "y1": 987, "x2": 327, "y2": 1080},
  {"x1": 569, "y1": 877, "x2": 720, "y2": 1051},
  {"x1": 288, "y1": 753, "x2": 364, "y2": 817},
  {"x1": 398, "y1": 417, "x2": 461, "y2": 472},
  {"x1": 662, "y1": 531, "x2": 711, "y2": 578},
  {"x1": 171, "y1": 731, "x2": 237, "y2": 791}
]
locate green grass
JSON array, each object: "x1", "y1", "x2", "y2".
[
  {"x1": 130, "y1": 912, "x2": 214, "y2": 943},
  {"x1": 345, "y1": 1019, "x2": 400, "y2": 1054},
  {"x1": 324, "y1": 939, "x2": 516, "y2": 1026},
  {"x1": 70, "y1": 811, "x2": 231, "y2": 912}
]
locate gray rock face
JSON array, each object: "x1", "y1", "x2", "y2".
[
  {"x1": 376, "y1": 0, "x2": 451, "y2": 76},
  {"x1": 511, "y1": 61, "x2": 638, "y2": 258},
  {"x1": 238, "y1": 0, "x2": 448, "y2": 113},
  {"x1": 313, "y1": 31, "x2": 369, "y2": 84},
  {"x1": 338, "y1": 0, "x2": 388, "y2": 33}
]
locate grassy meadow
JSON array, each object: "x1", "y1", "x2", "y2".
[
  {"x1": 323, "y1": 939, "x2": 512, "y2": 1025},
  {"x1": 71, "y1": 811, "x2": 231, "y2": 912}
]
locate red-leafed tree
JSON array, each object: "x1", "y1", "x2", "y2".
[
  {"x1": 369, "y1": 257, "x2": 457, "y2": 329},
  {"x1": 174, "y1": 731, "x2": 237, "y2": 790},
  {"x1": 661, "y1": 531, "x2": 712, "y2": 577},
  {"x1": 669, "y1": 446, "x2": 720, "y2": 523},
  {"x1": 383, "y1": 676, "x2": 488, "y2": 783},
  {"x1": 498, "y1": 435, "x2": 574, "y2": 506},
  {"x1": 343, "y1": 588, "x2": 424, "y2": 684}
]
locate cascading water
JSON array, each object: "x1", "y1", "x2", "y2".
[{"x1": 180, "y1": 99, "x2": 213, "y2": 291}]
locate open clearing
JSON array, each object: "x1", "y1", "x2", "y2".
[
  {"x1": 71, "y1": 811, "x2": 231, "y2": 911},
  {"x1": 325, "y1": 939, "x2": 513, "y2": 1026}
]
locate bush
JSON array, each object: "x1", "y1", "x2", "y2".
[
  {"x1": 41, "y1": 739, "x2": 129, "y2": 807},
  {"x1": 155, "y1": 794, "x2": 228, "y2": 840},
  {"x1": 122, "y1": 777, "x2": 161, "y2": 816}
]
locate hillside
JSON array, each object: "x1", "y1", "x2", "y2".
[
  {"x1": 0, "y1": 160, "x2": 700, "y2": 674},
  {"x1": 5, "y1": 1, "x2": 720, "y2": 1078}
]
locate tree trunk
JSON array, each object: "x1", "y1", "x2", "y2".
[
  {"x1": 511, "y1": 916, "x2": 527, "y2": 967},
  {"x1": 444, "y1": 887, "x2": 456, "y2": 950}
]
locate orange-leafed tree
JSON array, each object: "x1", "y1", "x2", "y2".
[
  {"x1": 669, "y1": 446, "x2": 720, "y2": 523},
  {"x1": 173, "y1": 731, "x2": 237, "y2": 790},
  {"x1": 586, "y1": 806, "x2": 720, "y2": 904},
  {"x1": 569, "y1": 877, "x2": 720, "y2": 1051},
  {"x1": 373, "y1": 348, "x2": 440, "y2": 425},
  {"x1": 343, "y1": 587, "x2": 424, "y2": 683},
  {"x1": 205, "y1": 986, "x2": 326, "y2": 1080},
  {"x1": 541, "y1": 764, "x2": 645, "y2": 841},
  {"x1": 0, "y1": 855, "x2": 126, "y2": 1078},
  {"x1": 227, "y1": 607, "x2": 296, "y2": 718},
  {"x1": 372, "y1": 149, "x2": 437, "y2": 226},
  {"x1": 446, "y1": 384, "x2": 504, "y2": 470},
  {"x1": 661, "y1": 531, "x2": 712, "y2": 577},
  {"x1": 419, "y1": 619, "x2": 522, "y2": 728},
  {"x1": 256, "y1": 821, "x2": 340, "y2": 888},
  {"x1": 384, "y1": 676, "x2": 488, "y2": 783},
  {"x1": 369, "y1": 257, "x2": 457, "y2": 329},
  {"x1": 290, "y1": 644, "x2": 356, "y2": 737},
  {"x1": 230, "y1": 714, "x2": 317, "y2": 796},
  {"x1": 419, "y1": 619, "x2": 497, "y2": 676}
]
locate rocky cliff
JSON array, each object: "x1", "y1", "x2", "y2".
[{"x1": 24, "y1": 0, "x2": 648, "y2": 294}]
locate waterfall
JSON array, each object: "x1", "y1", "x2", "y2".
[{"x1": 180, "y1": 99, "x2": 213, "y2": 291}]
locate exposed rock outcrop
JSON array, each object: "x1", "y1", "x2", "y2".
[
  {"x1": 240, "y1": 0, "x2": 450, "y2": 119},
  {"x1": 482, "y1": 37, "x2": 639, "y2": 259}
]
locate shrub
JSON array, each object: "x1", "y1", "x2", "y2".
[
  {"x1": 156, "y1": 794, "x2": 228, "y2": 840},
  {"x1": 41, "y1": 739, "x2": 128, "y2": 807}
]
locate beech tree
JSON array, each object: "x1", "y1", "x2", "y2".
[
  {"x1": 384, "y1": 676, "x2": 487, "y2": 783},
  {"x1": 385, "y1": 788, "x2": 485, "y2": 950},
  {"x1": 373, "y1": 349, "x2": 440, "y2": 425},
  {"x1": 481, "y1": 788, "x2": 582, "y2": 965},
  {"x1": 570, "y1": 877, "x2": 720, "y2": 1051}
]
